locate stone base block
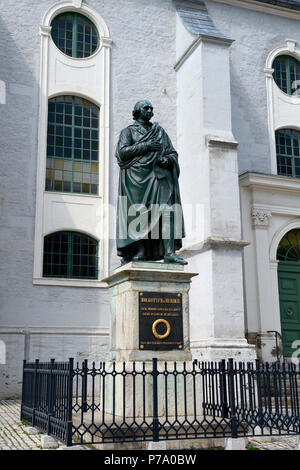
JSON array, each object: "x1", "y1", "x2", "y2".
[
  {"x1": 224, "y1": 438, "x2": 247, "y2": 451},
  {"x1": 103, "y1": 261, "x2": 197, "y2": 364},
  {"x1": 147, "y1": 441, "x2": 167, "y2": 450},
  {"x1": 191, "y1": 339, "x2": 257, "y2": 363},
  {"x1": 104, "y1": 360, "x2": 198, "y2": 418},
  {"x1": 93, "y1": 438, "x2": 225, "y2": 451},
  {"x1": 40, "y1": 435, "x2": 59, "y2": 449}
]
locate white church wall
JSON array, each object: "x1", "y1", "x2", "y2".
[
  {"x1": 0, "y1": 0, "x2": 177, "y2": 398},
  {"x1": 205, "y1": 0, "x2": 300, "y2": 175}
]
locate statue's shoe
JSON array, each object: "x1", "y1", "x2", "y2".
[
  {"x1": 131, "y1": 254, "x2": 146, "y2": 262},
  {"x1": 164, "y1": 254, "x2": 188, "y2": 265}
]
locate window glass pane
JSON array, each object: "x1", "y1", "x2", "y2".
[
  {"x1": 50, "y1": 12, "x2": 99, "y2": 58},
  {"x1": 273, "y1": 55, "x2": 300, "y2": 95},
  {"x1": 46, "y1": 96, "x2": 99, "y2": 194},
  {"x1": 276, "y1": 128, "x2": 300, "y2": 178},
  {"x1": 43, "y1": 232, "x2": 98, "y2": 279},
  {"x1": 277, "y1": 229, "x2": 300, "y2": 261}
]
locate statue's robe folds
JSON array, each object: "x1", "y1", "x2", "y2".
[{"x1": 116, "y1": 121, "x2": 185, "y2": 261}]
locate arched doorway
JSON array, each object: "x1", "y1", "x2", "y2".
[{"x1": 277, "y1": 229, "x2": 300, "y2": 357}]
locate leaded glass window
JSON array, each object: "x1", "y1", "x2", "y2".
[
  {"x1": 277, "y1": 229, "x2": 300, "y2": 262},
  {"x1": 276, "y1": 128, "x2": 300, "y2": 178},
  {"x1": 43, "y1": 231, "x2": 98, "y2": 279},
  {"x1": 50, "y1": 12, "x2": 99, "y2": 58},
  {"x1": 46, "y1": 96, "x2": 99, "y2": 194},
  {"x1": 273, "y1": 55, "x2": 300, "y2": 95}
]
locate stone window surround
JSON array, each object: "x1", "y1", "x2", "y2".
[
  {"x1": 240, "y1": 172, "x2": 300, "y2": 347},
  {"x1": 264, "y1": 39, "x2": 300, "y2": 176},
  {"x1": 33, "y1": 0, "x2": 112, "y2": 288}
]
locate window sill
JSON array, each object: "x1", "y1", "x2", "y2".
[
  {"x1": 44, "y1": 191, "x2": 102, "y2": 199},
  {"x1": 33, "y1": 277, "x2": 108, "y2": 288}
]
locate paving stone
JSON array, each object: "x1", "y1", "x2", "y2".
[
  {"x1": 26, "y1": 427, "x2": 39, "y2": 435},
  {"x1": 40, "y1": 435, "x2": 59, "y2": 449}
]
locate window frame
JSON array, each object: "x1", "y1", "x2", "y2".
[
  {"x1": 50, "y1": 11, "x2": 100, "y2": 59},
  {"x1": 272, "y1": 54, "x2": 300, "y2": 96},
  {"x1": 33, "y1": 1, "x2": 112, "y2": 287},
  {"x1": 43, "y1": 231, "x2": 99, "y2": 280},
  {"x1": 45, "y1": 95, "x2": 100, "y2": 195},
  {"x1": 276, "y1": 128, "x2": 300, "y2": 178},
  {"x1": 265, "y1": 40, "x2": 300, "y2": 176}
]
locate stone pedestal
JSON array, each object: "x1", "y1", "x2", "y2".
[
  {"x1": 102, "y1": 262, "x2": 198, "y2": 417},
  {"x1": 103, "y1": 262, "x2": 197, "y2": 363}
]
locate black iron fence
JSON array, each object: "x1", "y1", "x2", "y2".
[{"x1": 21, "y1": 358, "x2": 300, "y2": 447}]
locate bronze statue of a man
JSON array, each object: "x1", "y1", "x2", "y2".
[{"x1": 116, "y1": 100, "x2": 187, "y2": 265}]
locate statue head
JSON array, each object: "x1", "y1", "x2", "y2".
[{"x1": 132, "y1": 100, "x2": 154, "y2": 121}]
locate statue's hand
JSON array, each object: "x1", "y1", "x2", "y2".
[
  {"x1": 147, "y1": 140, "x2": 162, "y2": 152},
  {"x1": 157, "y1": 156, "x2": 169, "y2": 168}
]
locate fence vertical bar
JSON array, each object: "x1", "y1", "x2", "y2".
[
  {"x1": 152, "y1": 358, "x2": 159, "y2": 442},
  {"x1": 255, "y1": 359, "x2": 264, "y2": 430},
  {"x1": 47, "y1": 359, "x2": 55, "y2": 435},
  {"x1": 66, "y1": 358, "x2": 74, "y2": 447},
  {"x1": 82, "y1": 359, "x2": 88, "y2": 413},
  {"x1": 220, "y1": 360, "x2": 229, "y2": 419},
  {"x1": 20, "y1": 360, "x2": 26, "y2": 422},
  {"x1": 228, "y1": 359, "x2": 238, "y2": 438},
  {"x1": 32, "y1": 359, "x2": 39, "y2": 427}
]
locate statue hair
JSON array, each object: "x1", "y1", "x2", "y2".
[{"x1": 132, "y1": 100, "x2": 154, "y2": 120}]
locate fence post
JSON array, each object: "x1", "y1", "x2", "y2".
[
  {"x1": 255, "y1": 359, "x2": 264, "y2": 429},
  {"x1": 32, "y1": 359, "x2": 39, "y2": 427},
  {"x1": 20, "y1": 360, "x2": 26, "y2": 422},
  {"x1": 228, "y1": 358, "x2": 238, "y2": 438},
  {"x1": 220, "y1": 360, "x2": 229, "y2": 419},
  {"x1": 82, "y1": 359, "x2": 88, "y2": 413},
  {"x1": 47, "y1": 358, "x2": 55, "y2": 435},
  {"x1": 152, "y1": 358, "x2": 159, "y2": 442},
  {"x1": 66, "y1": 358, "x2": 74, "y2": 447}
]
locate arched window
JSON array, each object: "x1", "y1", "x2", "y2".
[
  {"x1": 276, "y1": 128, "x2": 300, "y2": 178},
  {"x1": 277, "y1": 229, "x2": 300, "y2": 262},
  {"x1": 50, "y1": 12, "x2": 99, "y2": 58},
  {"x1": 43, "y1": 231, "x2": 98, "y2": 279},
  {"x1": 272, "y1": 55, "x2": 300, "y2": 95},
  {"x1": 46, "y1": 95, "x2": 99, "y2": 194}
]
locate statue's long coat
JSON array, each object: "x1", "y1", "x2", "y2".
[{"x1": 115, "y1": 121, "x2": 185, "y2": 261}]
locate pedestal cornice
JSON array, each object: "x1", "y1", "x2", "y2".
[{"x1": 103, "y1": 261, "x2": 198, "y2": 288}]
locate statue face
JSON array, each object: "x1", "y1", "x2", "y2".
[{"x1": 137, "y1": 100, "x2": 153, "y2": 121}]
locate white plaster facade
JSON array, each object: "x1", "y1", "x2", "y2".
[{"x1": 1, "y1": 0, "x2": 300, "y2": 397}]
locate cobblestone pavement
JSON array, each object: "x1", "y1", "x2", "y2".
[
  {"x1": 0, "y1": 400, "x2": 89, "y2": 450},
  {"x1": 0, "y1": 399, "x2": 299, "y2": 450},
  {"x1": 247, "y1": 436, "x2": 300, "y2": 451}
]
